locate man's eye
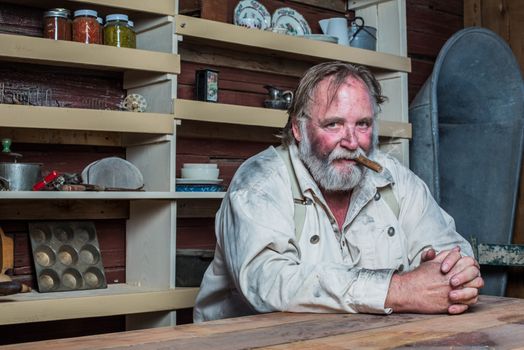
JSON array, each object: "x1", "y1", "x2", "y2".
[
  {"x1": 325, "y1": 122, "x2": 341, "y2": 129},
  {"x1": 356, "y1": 120, "x2": 372, "y2": 129}
]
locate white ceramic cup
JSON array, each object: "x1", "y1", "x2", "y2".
[
  {"x1": 183, "y1": 163, "x2": 218, "y2": 169},
  {"x1": 319, "y1": 18, "x2": 349, "y2": 46},
  {"x1": 181, "y1": 167, "x2": 219, "y2": 180}
]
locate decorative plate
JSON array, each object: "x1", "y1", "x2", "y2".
[
  {"x1": 234, "y1": 0, "x2": 271, "y2": 30},
  {"x1": 176, "y1": 178, "x2": 223, "y2": 185},
  {"x1": 271, "y1": 7, "x2": 311, "y2": 36}
]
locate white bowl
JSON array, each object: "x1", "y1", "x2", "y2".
[
  {"x1": 181, "y1": 167, "x2": 219, "y2": 180},
  {"x1": 182, "y1": 163, "x2": 218, "y2": 169}
]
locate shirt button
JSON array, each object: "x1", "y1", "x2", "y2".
[
  {"x1": 374, "y1": 192, "x2": 381, "y2": 201},
  {"x1": 341, "y1": 240, "x2": 346, "y2": 246},
  {"x1": 398, "y1": 264, "x2": 404, "y2": 272},
  {"x1": 310, "y1": 235, "x2": 320, "y2": 244},
  {"x1": 387, "y1": 227, "x2": 395, "y2": 237}
]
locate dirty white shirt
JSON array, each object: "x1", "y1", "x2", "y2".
[{"x1": 193, "y1": 143, "x2": 473, "y2": 322}]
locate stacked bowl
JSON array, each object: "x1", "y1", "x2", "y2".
[{"x1": 176, "y1": 163, "x2": 223, "y2": 192}]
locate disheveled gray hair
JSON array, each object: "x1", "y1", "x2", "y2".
[{"x1": 279, "y1": 61, "x2": 387, "y2": 147}]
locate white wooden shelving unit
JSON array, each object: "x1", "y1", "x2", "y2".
[
  {"x1": 0, "y1": 0, "x2": 410, "y2": 331},
  {"x1": 173, "y1": 0, "x2": 411, "y2": 164},
  {"x1": 0, "y1": 0, "x2": 195, "y2": 330}
]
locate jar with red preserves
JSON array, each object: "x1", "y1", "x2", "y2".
[
  {"x1": 96, "y1": 17, "x2": 104, "y2": 44},
  {"x1": 43, "y1": 8, "x2": 72, "y2": 41},
  {"x1": 72, "y1": 9, "x2": 100, "y2": 44}
]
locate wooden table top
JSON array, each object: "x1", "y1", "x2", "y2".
[{"x1": 3, "y1": 295, "x2": 524, "y2": 349}]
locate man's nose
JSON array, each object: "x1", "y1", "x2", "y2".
[{"x1": 339, "y1": 127, "x2": 359, "y2": 150}]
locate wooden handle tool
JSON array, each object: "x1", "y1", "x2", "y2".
[
  {"x1": 354, "y1": 155, "x2": 383, "y2": 173},
  {"x1": 0, "y1": 280, "x2": 31, "y2": 296}
]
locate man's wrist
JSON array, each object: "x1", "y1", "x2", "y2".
[{"x1": 384, "y1": 272, "x2": 404, "y2": 312}]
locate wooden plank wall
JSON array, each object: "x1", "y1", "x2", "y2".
[
  {"x1": 464, "y1": 0, "x2": 524, "y2": 298},
  {"x1": 406, "y1": 0, "x2": 463, "y2": 102}
]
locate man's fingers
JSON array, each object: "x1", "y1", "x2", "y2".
[
  {"x1": 440, "y1": 249, "x2": 462, "y2": 273},
  {"x1": 461, "y1": 276, "x2": 484, "y2": 289},
  {"x1": 420, "y1": 248, "x2": 436, "y2": 262},
  {"x1": 449, "y1": 287, "x2": 479, "y2": 304},
  {"x1": 449, "y1": 265, "x2": 481, "y2": 287},
  {"x1": 448, "y1": 303, "x2": 469, "y2": 315}
]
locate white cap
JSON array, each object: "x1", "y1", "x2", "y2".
[
  {"x1": 105, "y1": 14, "x2": 129, "y2": 22},
  {"x1": 96, "y1": 17, "x2": 103, "y2": 25},
  {"x1": 74, "y1": 9, "x2": 98, "y2": 18}
]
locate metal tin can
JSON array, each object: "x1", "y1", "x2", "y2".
[{"x1": 195, "y1": 69, "x2": 219, "y2": 102}]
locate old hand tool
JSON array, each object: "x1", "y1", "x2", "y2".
[{"x1": 0, "y1": 280, "x2": 31, "y2": 296}]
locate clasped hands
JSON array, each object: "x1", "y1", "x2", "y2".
[{"x1": 385, "y1": 246, "x2": 484, "y2": 314}]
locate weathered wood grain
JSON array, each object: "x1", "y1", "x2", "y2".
[{"x1": 3, "y1": 296, "x2": 522, "y2": 349}]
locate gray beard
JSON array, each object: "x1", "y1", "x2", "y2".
[{"x1": 297, "y1": 125, "x2": 366, "y2": 192}]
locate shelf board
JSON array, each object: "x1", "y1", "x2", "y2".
[
  {"x1": 1, "y1": 0, "x2": 175, "y2": 16},
  {"x1": 0, "y1": 33, "x2": 180, "y2": 74},
  {"x1": 0, "y1": 104, "x2": 174, "y2": 134},
  {"x1": 175, "y1": 99, "x2": 412, "y2": 139},
  {"x1": 0, "y1": 191, "x2": 226, "y2": 200},
  {"x1": 175, "y1": 15, "x2": 411, "y2": 73},
  {"x1": 174, "y1": 192, "x2": 226, "y2": 199},
  {"x1": 0, "y1": 284, "x2": 199, "y2": 325}
]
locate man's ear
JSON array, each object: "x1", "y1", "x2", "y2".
[{"x1": 291, "y1": 119, "x2": 302, "y2": 142}]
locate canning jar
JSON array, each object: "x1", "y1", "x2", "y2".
[
  {"x1": 43, "y1": 8, "x2": 71, "y2": 41},
  {"x1": 72, "y1": 9, "x2": 100, "y2": 44},
  {"x1": 96, "y1": 17, "x2": 104, "y2": 44},
  {"x1": 127, "y1": 20, "x2": 137, "y2": 48},
  {"x1": 104, "y1": 14, "x2": 133, "y2": 48}
]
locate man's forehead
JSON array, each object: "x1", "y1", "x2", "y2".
[{"x1": 312, "y1": 76, "x2": 365, "y2": 101}]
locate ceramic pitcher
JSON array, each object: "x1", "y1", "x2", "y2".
[{"x1": 319, "y1": 18, "x2": 349, "y2": 46}]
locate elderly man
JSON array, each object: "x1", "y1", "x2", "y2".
[{"x1": 193, "y1": 61, "x2": 483, "y2": 322}]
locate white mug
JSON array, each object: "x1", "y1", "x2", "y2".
[{"x1": 319, "y1": 18, "x2": 349, "y2": 46}]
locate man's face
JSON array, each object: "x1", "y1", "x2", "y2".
[{"x1": 292, "y1": 76, "x2": 375, "y2": 192}]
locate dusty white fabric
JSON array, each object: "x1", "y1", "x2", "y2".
[{"x1": 193, "y1": 143, "x2": 473, "y2": 322}]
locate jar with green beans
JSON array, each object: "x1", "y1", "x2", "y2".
[{"x1": 103, "y1": 14, "x2": 133, "y2": 48}]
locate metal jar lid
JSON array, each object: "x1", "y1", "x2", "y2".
[
  {"x1": 43, "y1": 8, "x2": 71, "y2": 19},
  {"x1": 73, "y1": 9, "x2": 98, "y2": 18},
  {"x1": 105, "y1": 14, "x2": 129, "y2": 22}
]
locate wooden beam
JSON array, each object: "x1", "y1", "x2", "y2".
[
  {"x1": 0, "y1": 128, "x2": 123, "y2": 147},
  {"x1": 177, "y1": 120, "x2": 281, "y2": 143},
  {"x1": 290, "y1": 0, "x2": 346, "y2": 13},
  {"x1": 179, "y1": 45, "x2": 309, "y2": 78},
  {"x1": 177, "y1": 199, "x2": 222, "y2": 218},
  {"x1": 464, "y1": 0, "x2": 483, "y2": 27},
  {"x1": 0, "y1": 200, "x2": 129, "y2": 220}
]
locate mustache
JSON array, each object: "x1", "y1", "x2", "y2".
[
  {"x1": 328, "y1": 148, "x2": 383, "y2": 172},
  {"x1": 328, "y1": 147, "x2": 365, "y2": 163}
]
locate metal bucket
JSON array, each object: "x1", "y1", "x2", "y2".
[
  {"x1": 409, "y1": 27, "x2": 524, "y2": 296},
  {"x1": 0, "y1": 162, "x2": 42, "y2": 191},
  {"x1": 348, "y1": 17, "x2": 376, "y2": 51}
]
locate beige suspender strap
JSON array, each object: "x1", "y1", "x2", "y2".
[
  {"x1": 276, "y1": 146, "x2": 399, "y2": 241},
  {"x1": 379, "y1": 185, "x2": 400, "y2": 218},
  {"x1": 275, "y1": 146, "x2": 307, "y2": 240}
]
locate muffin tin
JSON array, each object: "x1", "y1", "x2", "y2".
[{"x1": 28, "y1": 221, "x2": 107, "y2": 293}]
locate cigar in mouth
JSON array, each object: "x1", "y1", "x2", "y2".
[{"x1": 354, "y1": 155, "x2": 383, "y2": 173}]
